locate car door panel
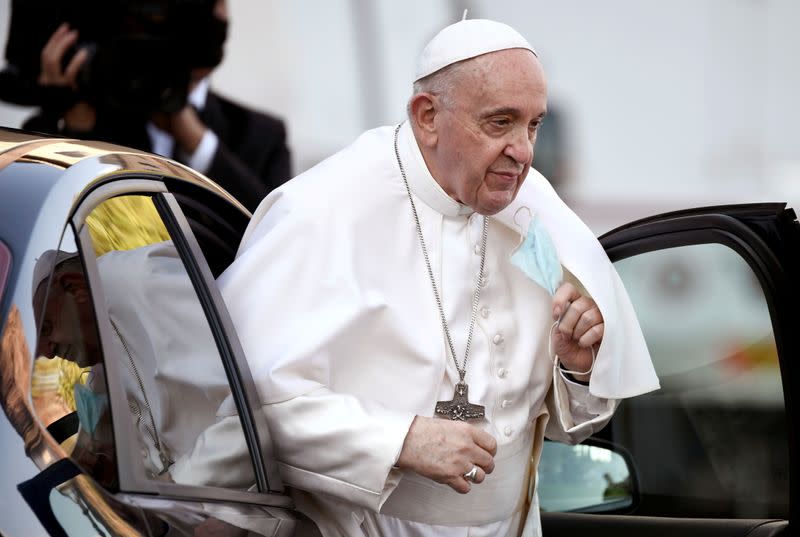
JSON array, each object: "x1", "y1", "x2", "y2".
[
  {"x1": 540, "y1": 204, "x2": 799, "y2": 536},
  {"x1": 542, "y1": 513, "x2": 788, "y2": 537}
]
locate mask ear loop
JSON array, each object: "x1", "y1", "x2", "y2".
[
  {"x1": 548, "y1": 305, "x2": 596, "y2": 376},
  {"x1": 512, "y1": 206, "x2": 533, "y2": 250}
]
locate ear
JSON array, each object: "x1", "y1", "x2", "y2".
[
  {"x1": 408, "y1": 93, "x2": 440, "y2": 147},
  {"x1": 58, "y1": 273, "x2": 90, "y2": 304}
]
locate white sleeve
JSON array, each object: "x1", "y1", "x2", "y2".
[
  {"x1": 545, "y1": 363, "x2": 618, "y2": 445},
  {"x1": 217, "y1": 191, "x2": 418, "y2": 511},
  {"x1": 264, "y1": 388, "x2": 415, "y2": 510},
  {"x1": 182, "y1": 129, "x2": 218, "y2": 174}
]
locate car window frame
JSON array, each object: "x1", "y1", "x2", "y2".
[
  {"x1": 541, "y1": 203, "x2": 800, "y2": 535},
  {"x1": 68, "y1": 176, "x2": 286, "y2": 506},
  {"x1": 601, "y1": 207, "x2": 798, "y2": 520}
]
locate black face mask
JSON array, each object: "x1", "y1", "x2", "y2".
[{"x1": 191, "y1": 16, "x2": 228, "y2": 68}]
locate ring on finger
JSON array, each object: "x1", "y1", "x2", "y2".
[{"x1": 463, "y1": 466, "x2": 479, "y2": 482}]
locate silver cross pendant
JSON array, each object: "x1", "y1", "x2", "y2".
[{"x1": 435, "y1": 382, "x2": 485, "y2": 421}]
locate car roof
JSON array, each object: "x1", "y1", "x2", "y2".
[{"x1": 0, "y1": 126, "x2": 244, "y2": 205}]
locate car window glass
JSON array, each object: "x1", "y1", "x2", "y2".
[
  {"x1": 611, "y1": 242, "x2": 788, "y2": 517},
  {"x1": 31, "y1": 231, "x2": 118, "y2": 489},
  {"x1": 32, "y1": 194, "x2": 257, "y2": 492},
  {"x1": 538, "y1": 442, "x2": 633, "y2": 513}
]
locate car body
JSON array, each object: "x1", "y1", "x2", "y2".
[{"x1": 0, "y1": 128, "x2": 797, "y2": 536}]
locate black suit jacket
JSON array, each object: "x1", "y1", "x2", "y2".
[
  {"x1": 23, "y1": 91, "x2": 291, "y2": 212},
  {"x1": 199, "y1": 92, "x2": 291, "y2": 212}
]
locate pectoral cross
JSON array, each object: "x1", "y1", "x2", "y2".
[{"x1": 435, "y1": 382, "x2": 485, "y2": 421}]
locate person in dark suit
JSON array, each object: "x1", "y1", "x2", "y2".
[{"x1": 20, "y1": 0, "x2": 290, "y2": 212}]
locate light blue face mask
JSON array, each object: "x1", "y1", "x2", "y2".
[
  {"x1": 73, "y1": 382, "x2": 108, "y2": 435},
  {"x1": 510, "y1": 211, "x2": 563, "y2": 296}
]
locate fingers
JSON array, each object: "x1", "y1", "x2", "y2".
[
  {"x1": 63, "y1": 47, "x2": 89, "y2": 84},
  {"x1": 553, "y1": 285, "x2": 605, "y2": 348},
  {"x1": 552, "y1": 281, "x2": 581, "y2": 320},
  {"x1": 397, "y1": 417, "x2": 497, "y2": 495},
  {"x1": 578, "y1": 322, "x2": 604, "y2": 348},
  {"x1": 472, "y1": 428, "x2": 498, "y2": 457},
  {"x1": 39, "y1": 23, "x2": 83, "y2": 87}
]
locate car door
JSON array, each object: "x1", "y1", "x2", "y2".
[
  {"x1": 22, "y1": 174, "x2": 320, "y2": 536},
  {"x1": 539, "y1": 203, "x2": 799, "y2": 536}
]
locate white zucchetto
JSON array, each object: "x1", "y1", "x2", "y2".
[{"x1": 414, "y1": 19, "x2": 537, "y2": 81}]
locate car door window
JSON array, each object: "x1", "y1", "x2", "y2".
[
  {"x1": 32, "y1": 194, "x2": 258, "y2": 493},
  {"x1": 610, "y1": 242, "x2": 788, "y2": 518}
]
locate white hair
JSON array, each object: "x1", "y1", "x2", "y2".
[{"x1": 406, "y1": 59, "x2": 473, "y2": 119}]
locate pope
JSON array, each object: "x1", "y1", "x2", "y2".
[{"x1": 217, "y1": 17, "x2": 659, "y2": 537}]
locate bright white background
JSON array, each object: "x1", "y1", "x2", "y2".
[{"x1": 1, "y1": 0, "x2": 798, "y2": 232}]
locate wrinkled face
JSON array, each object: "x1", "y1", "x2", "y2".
[{"x1": 431, "y1": 49, "x2": 547, "y2": 215}]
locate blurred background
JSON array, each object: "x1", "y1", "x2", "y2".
[
  {"x1": 1, "y1": 0, "x2": 798, "y2": 234},
  {"x1": 0, "y1": 0, "x2": 796, "y2": 518}
]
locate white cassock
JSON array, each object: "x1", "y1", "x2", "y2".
[{"x1": 218, "y1": 122, "x2": 659, "y2": 536}]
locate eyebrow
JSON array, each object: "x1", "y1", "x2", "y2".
[{"x1": 482, "y1": 107, "x2": 547, "y2": 120}]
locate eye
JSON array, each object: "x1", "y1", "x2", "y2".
[
  {"x1": 490, "y1": 117, "x2": 511, "y2": 128},
  {"x1": 528, "y1": 120, "x2": 543, "y2": 140}
]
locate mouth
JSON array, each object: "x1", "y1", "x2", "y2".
[{"x1": 488, "y1": 170, "x2": 522, "y2": 187}]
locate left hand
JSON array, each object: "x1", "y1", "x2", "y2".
[
  {"x1": 551, "y1": 282, "x2": 604, "y2": 382},
  {"x1": 151, "y1": 105, "x2": 207, "y2": 154}
]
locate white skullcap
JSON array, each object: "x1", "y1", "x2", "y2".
[
  {"x1": 415, "y1": 19, "x2": 537, "y2": 81},
  {"x1": 32, "y1": 250, "x2": 78, "y2": 297}
]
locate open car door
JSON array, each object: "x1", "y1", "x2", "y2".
[{"x1": 540, "y1": 203, "x2": 799, "y2": 537}]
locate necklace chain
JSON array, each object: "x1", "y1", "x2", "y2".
[{"x1": 393, "y1": 123, "x2": 488, "y2": 383}]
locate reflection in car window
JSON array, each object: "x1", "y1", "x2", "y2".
[
  {"x1": 29, "y1": 194, "x2": 257, "y2": 492},
  {"x1": 612, "y1": 243, "x2": 788, "y2": 517},
  {"x1": 538, "y1": 442, "x2": 633, "y2": 513},
  {"x1": 82, "y1": 194, "x2": 256, "y2": 490},
  {"x1": 31, "y1": 232, "x2": 117, "y2": 489}
]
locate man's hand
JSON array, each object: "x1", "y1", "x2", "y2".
[
  {"x1": 551, "y1": 282, "x2": 604, "y2": 382},
  {"x1": 39, "y1": 23, "x2": 89, "y2": 89},
  {"x1": 396, "y1": 416, "x2": 497, "y2": 494},
  {"x1": 38, "y1": 23, "x2": 96, "y2": 132},
  {"x1": 151, "y1": 105, "x2": 207, "y2": 155}
]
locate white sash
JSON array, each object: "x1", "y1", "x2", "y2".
[{"x1": 379, "y1": 430, "x2": 534, "y2": 526}]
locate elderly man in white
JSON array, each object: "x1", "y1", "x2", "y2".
[{"x1": 218, "y1": 18, "x2": 659, "y2": 537}]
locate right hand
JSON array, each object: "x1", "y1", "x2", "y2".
[
  {"x1": 39, "y1": 23, "x2": 96, "y2": 132},
  {"x1": 396, "y1": 416, "x2": 497, "y2": 494},
  {"x1": 39, "y1": 23, "x2": 89, "y2": 89}
]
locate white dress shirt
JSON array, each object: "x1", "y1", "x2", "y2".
[{"x1": 146, "y1": 78, "x2": 218, "y2": 174}]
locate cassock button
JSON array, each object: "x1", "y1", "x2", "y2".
[
  {"x1": 492, "y1": 333, "x2": 504, "y2": 345},
  {"x1": 481, "y1": 306, "x2": 490, "y2": 318},
  {"x1": 504, "y1": 426, "x2": 514, "y2": 437},
  {"x1": 497, "y1": 367, "x2": 508, "y2": 378},
  {"x1": 501, "y1": 399, "x2": 512, "y2": 408}
]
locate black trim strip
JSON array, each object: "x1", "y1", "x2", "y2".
[
  {"x1": 17, "y1": 459, "x2": 82, "y2": 537},
  {"x1": 153, "y1": 193, "x2": 271, "y2": 493},
  {"x1": 600, "y1": 209, "x2": 799, "y2": 528}
]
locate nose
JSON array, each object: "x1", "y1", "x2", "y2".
[{"x1": 503, "y1": 127, "x2": 533, "y2": 167}]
